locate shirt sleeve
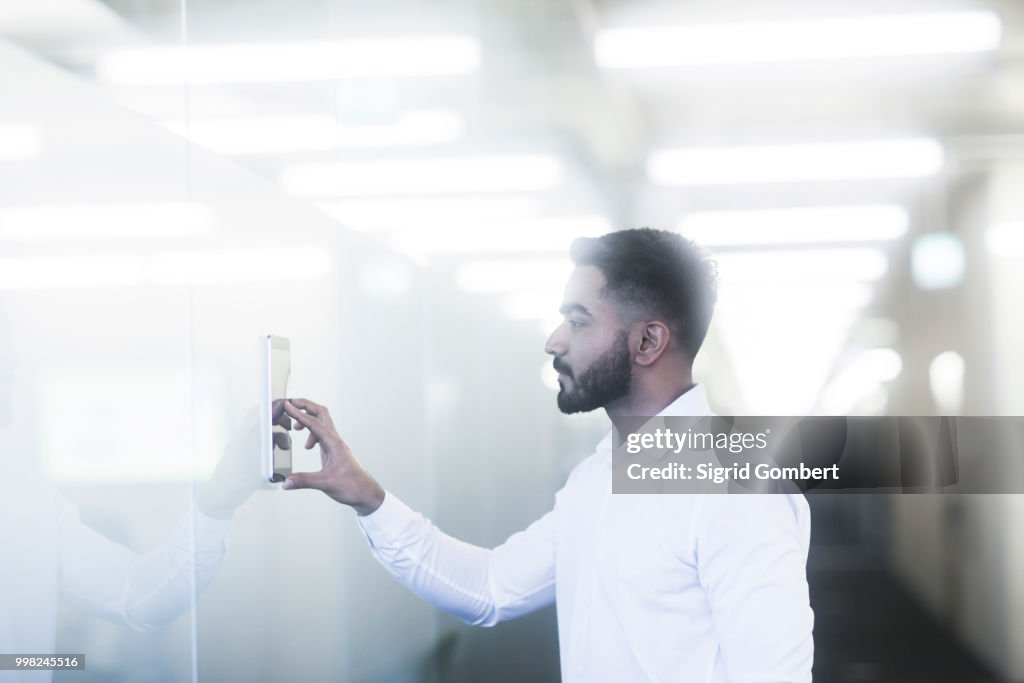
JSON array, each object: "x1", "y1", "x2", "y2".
[
  {"x1": 356, "y1": 491, "x2": 556, "y2": 627},
  {"x1": 696, "y1": 494, "x2": 814, "y2": 683},
  {"x1": 57, "y1": 496, "x2": 232, "y2": 632}
]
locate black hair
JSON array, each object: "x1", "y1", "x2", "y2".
[{"x1": 569, "y1": 228, "x2": 717, "y2": 359}]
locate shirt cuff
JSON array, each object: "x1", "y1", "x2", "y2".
[{"x1": 355, "y1": 491, "x2": 418, "y2": 547}]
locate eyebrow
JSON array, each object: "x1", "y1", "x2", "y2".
[{"x1": 559, "y1": 302, "x2": 592, "y2": 317}]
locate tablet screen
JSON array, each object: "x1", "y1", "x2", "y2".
[{"x1": 263, "y1": 335, "x2": 291, "y2": 483}]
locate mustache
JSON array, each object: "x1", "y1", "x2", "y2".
[{"x1": 552, "y1": 358, "x2": 573, "y2": 378}]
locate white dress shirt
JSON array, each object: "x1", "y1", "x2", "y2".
[
  {"x1": 0, "y1": 475, "x2": 231, "y2": 683},
  {"x1": 358, "y1": 384, "x2": 814, "y2": 682}
]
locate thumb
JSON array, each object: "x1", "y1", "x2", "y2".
[{"x1": 282, "y1": 472, "x2": 323, "y2": 491}]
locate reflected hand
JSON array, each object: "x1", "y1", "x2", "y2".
[
  {"x1": 271, "y1": 399, "x2": 293, "y2": 451},
  {"x1": 281, "y1": 398, "x2": 385, "y2": 516},
  {"x1": 197, "y1": 407, "x2": 264, "y2": 519}
]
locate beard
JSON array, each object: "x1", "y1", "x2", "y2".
[{"x1": 555, "y1": 332, "x2": 632, "y2": 414}]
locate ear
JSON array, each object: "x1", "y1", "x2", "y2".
[{"x1": 633, "y1": 320, "x2": 672, "y2": 367}]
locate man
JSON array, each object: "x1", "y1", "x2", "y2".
[{"x1": 283, "y1": 228, "x2": 814, "y2": 682}]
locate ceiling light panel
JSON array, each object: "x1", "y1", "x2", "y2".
[
  {"x1": 678, "y1": 205, "x2": 909, "y2": 246},
  {"x1": 161, "y1": 109, "x2": 464, "y2": 155},
  {"x1": 280, "y1": 155, "x2": 565, "y2": 196},
  {"x1": 96, "y1": 37, "x2": 482, "y2": 86},
  {"x1": 648, "y1": 139, "x2": 944, "y2": 185},
  {"x1": 596, "y1": 11, "x2": 1001, "y2": 68}
]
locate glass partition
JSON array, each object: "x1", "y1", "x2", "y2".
[{"x1": 0, "y1": 36, "x2": 201, "y2": 682}]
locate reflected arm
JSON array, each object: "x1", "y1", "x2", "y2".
[{"x1": 57, "y1": 497, "x2": 231, "y2": 632}]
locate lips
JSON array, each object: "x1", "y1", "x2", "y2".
[{"x1": 553, "y1": 360, "x2": 572, "y2": 378}]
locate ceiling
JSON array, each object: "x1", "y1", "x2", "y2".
[{"x1": 2, "y1": 0, "x2": 1020, "y2": 413}]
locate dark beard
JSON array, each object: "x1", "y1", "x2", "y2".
[{"x1": 556, "y1": 332, "x2": 632, "y2": 414}]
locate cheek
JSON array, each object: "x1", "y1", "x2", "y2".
[{"x1": 569, "y1": 336, "x2": 605, "y2": 369}]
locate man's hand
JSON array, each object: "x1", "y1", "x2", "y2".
[{"x1": 281, "y1": 398, "x2": 385, "y2": 516}]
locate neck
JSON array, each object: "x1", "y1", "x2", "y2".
[{"x1": 604, "y1": 371, "x2": 695, "y2": 434}]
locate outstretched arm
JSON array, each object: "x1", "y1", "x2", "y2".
[
  {"x1": 356, "y1": 492, "x2": 556, "y2": 626},
  {"x1": 282, "y1": 398, "x2": 557, "y2": 626}
]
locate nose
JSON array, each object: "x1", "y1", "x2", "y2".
[{"x1": 544, "y1": 321, "x2": 567, "y2": 357}]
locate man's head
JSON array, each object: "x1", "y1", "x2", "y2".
[{"x1": 544, "y1": 228, "x2": 717, "y2": 414}]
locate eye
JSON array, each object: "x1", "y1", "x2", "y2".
[{"x1": 568, "y1": 319, "x2": 584, "y2": 329}]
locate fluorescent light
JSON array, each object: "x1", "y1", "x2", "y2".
[
  {"x1": 649, "y1": 138, "x2": 943, "y2": 185},
  {"x1": 596, "y1": 11, "x2": 1001, "y2": 68},
  {"x1": 716, "y1": 301, "x2": 860, "y2": 334},
  {"x1": 0, "y1": 123, "x2": 42, "y2": 161},
  {"x1": 719, "y1": 313, "x2": 855, "y2": 414},
  {"x1": 929, "y1": 350, "x2": 965, "y2": 414},
  {"x1": 0, "y1": 247, "x2": 332, "y2": 290},
  {"x1": 316, "y1": 196, "x2": 545, "y2": 232},
  {"x1": 820, "y1": 350, "x2": 896, "y2": 415},
  {"x1": 390, "y1": 214, "x2": 611, "y2": 255},
  {"x1": 161, "y1": 109, "x2": 463, "y2": 155},
  {"x1": 455, "y1": 258, "x2": 572, "y2": 293},
  {"x1": 96, "y1": 37, "x2": 481, "y2": 85},
  {"x1": 280, "y1": 154, "x2": 564, "y2": 196},
  {"x1": 987, "y1": 222, "x2": 1024, "y2": 256},
  {"x1": 679, "y1": 205, "x2": 908, "y2": 246},
  {"x1": 717, "y1": 282, "x2": 875, "y2": 312},
  {"x1": 861, "y1": 347, "x2": 903, "y2": 382},
  {"x1": 714, "y1": 248, "x2": 889, "y2": 283},
  {"x1": 0, "y1": 254, "x2": 148, "y2": 290},
  {"x1": 911, "y1": 233, "x2": 965, "y2": 289},
  {"x1": 0, "y1": 203, "x2": 214, "y2": 241},
  {"x1": 150, "y1": 247, "x2": 334, "y2": 285}
]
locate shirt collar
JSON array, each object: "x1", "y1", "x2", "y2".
[{"x1": 595, "y1": 383, "x2": 712, "y2": 454}]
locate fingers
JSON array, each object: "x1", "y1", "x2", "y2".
[
  {"x1": 273, "y1": 431, "x2": 292, "y2": 451},
  {"x1": 287, "y1": 398, "x2": 327, "y2": 417},
  {"x1": 283, "y1": 400, "x2": 329, "y2": 441},
  {"x1": 282, "y1": 471, "x2": 326, "y2": 491},
  {"x1": 271, "y1": 401, "x2": 294, "y2": 433},
  {"x1": 306, "y1": 432, "x2": 318, "y2": 449},
  {"x1": 290, "y1": 398, "x2": 337, "y2": 429}
]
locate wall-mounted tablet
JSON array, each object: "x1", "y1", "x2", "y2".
[{"x1": 260, "y1": 335, "x2": 292, "y2": 483}]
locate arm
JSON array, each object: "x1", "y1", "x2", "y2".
[
  {"x1": 281, "y1": 398, "x2": 556, "y2": 626},
  {"x1": 58, "y1": 498, "x2": 230, "y2": 632},
  {"x1": 57, "y1": 413, "x2": 262, "y2": 631},
  {"x1": 696, "y1": 494, "x2": 814, "y2": 683},
  {"x1": 356, "y1": 492, "x2": 555, "y2": 626}
]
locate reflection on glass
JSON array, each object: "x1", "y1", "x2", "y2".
[{"x1": 0, "y1": 305, "x2": 263, "y2": 682}]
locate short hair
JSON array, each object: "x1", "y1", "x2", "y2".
[{"x1": 569, "y1": 228, "x2": 717, "y2": 359}]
